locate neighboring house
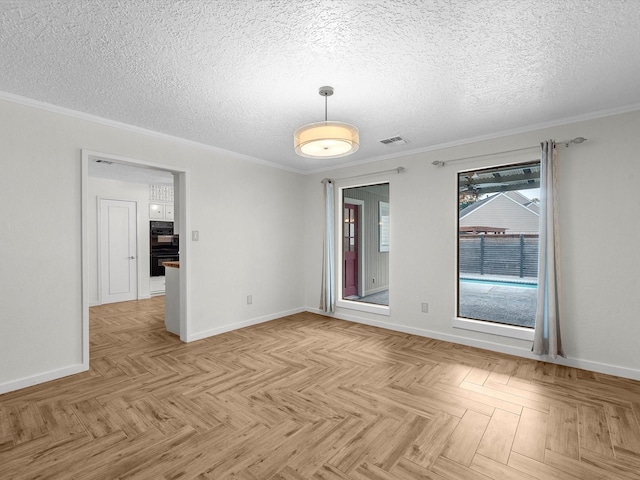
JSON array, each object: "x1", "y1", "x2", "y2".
[{"x1": 459, "y1": 191, "x2": 539, "y2": 234}]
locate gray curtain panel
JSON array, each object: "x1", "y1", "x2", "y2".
[
  {"x1": 320, "y1": 179, "x2": 336, "y2": 313},
  {"x1": 533, "y1": 140, "x2": 564, "y2": 358}
]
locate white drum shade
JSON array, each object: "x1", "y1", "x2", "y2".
[{"x1": 294, "y1": 121, "x2": 359, "y2": 158}]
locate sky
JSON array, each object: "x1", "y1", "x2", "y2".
[{"x1": 519, "y1": 188, "x2": 540, "y2": 200}]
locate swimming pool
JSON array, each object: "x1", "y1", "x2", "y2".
[{"x1": 460, "y1": 278, "x2": 538, "y2": 289}]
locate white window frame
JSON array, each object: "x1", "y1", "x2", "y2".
[
  {"x1": 452, "y1": 160, "x2": 539, "y2": 341},
  {"x1": 452, "y1": 317, "x2": 534, "y2": 341},
  {"x1": 336, "y1": 183, "x2": 390, "y2": 316}
]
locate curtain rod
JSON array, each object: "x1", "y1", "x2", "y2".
[
  {"x1": 321, "y1": 166, "x2": 406, "y2": 183},
  {"x1": 431, "y1": 137, "x2": 587, "y2": 167}
]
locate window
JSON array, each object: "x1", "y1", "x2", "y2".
[
  {"x1": 457, "y1": 161, "x2": 540, "y2": 330},
  {"x1": 339, "y1": 183, "x2": 389, "y2": 309},
  {"x1": 379, "y1": 201, "x2": 389, "y2": 252}
]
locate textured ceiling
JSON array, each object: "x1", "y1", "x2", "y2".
[{"x1": 2, "y1": 1, "x2": 640, "y2": 173}]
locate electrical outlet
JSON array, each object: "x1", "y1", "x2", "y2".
[
  {"x1": 421, "y1": 302, "x2": 429, "y2": 313},
  {"x1": 247, "y1": 295, "x2": 252, "y2": 305}
]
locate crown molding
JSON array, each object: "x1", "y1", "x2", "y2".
[
  {"x1": 305, "y1": 102, "x2": 640, "y2": 175},
  {"x1": 0, "y1": 90, "x2": 306, "y2": 175},
  {"x1": 3, "y1": 89, "x2": 640, "y2": 177}
]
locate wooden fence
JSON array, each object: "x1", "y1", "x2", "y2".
[{"x1": 459, "y1": 234, "x2": 538, "y2": 278}]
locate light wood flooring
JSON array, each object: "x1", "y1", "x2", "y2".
[{"x1": 2, "y1": 297, "x2": 640, "y2": 479}]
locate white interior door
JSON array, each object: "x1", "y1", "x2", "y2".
[{"x1": 99, "y1": 199, "x2": 138, "y2": 304}]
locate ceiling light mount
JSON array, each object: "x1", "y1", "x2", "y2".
[
  {"x1": 318, "y1": 86, "x2": 334, "y2": 97},
  {"x1": 294, "y1": 86, "x2": 359, "y2": 159}
]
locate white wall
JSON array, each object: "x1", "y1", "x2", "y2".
[
  {"x1": 304, "y1": 110, "x2": 640, "y2": 380},
  {"x1": 0, "y1": 98, "x2": 306, "y2": 393},
  {"x1": 2, "y1": 94, "x2": 639, "y2": 394}
]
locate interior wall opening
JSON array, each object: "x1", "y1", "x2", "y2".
[{"x1": 82, "y1": 150, "x2": 190, "y2": 371}]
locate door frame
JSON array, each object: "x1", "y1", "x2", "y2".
[
  {"x1": 343, "y1": 197, "x2": 365, "y2": 297},
  {"x1": 81, "y1": 150, "x2": 191, "y2": 371},
  {"x1": 98, "y1": 197, "x2": 139, "y2": 305}
]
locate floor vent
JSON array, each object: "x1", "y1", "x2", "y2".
[{"x1": 379, "y1": 135, "x2": 409, "y2": 145}]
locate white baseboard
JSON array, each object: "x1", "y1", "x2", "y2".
[
  {"x1": 363, "y1": 286, "x2": 388, "y2": 296},
  {"x1": 186, "y1": 307, "x2": 306, "y2": 342},
  {"x1": 6, "y1": 308, "x2": 635, "y2": 397},
  {"x1": 0, "y1": 363, "x2": 88, "y2": 395},
  {"x1": 305, "y1": 308, "x2": 640, "y2": 382}
]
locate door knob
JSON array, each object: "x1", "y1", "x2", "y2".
[{"x1": 129, "y1": 256, "x2": 135, "y2": 259}]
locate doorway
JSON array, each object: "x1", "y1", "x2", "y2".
[
  {"x1": 343, "y1": 202, "x2": 359, "y2": 298},
  {"x1": 99, "y1": 198, "x2": 138, "y2": 304},
  {"x1": 81, "y1": 150, "x2": 190, "y2": 371}
]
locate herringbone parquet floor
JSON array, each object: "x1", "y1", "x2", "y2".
[{"x1": 2, "y1": 297, "x2": 640, "y2": 479}]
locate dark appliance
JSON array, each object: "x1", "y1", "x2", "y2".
[{"x1": 150, "y1": 221, "x2": 179, "y2": 276}]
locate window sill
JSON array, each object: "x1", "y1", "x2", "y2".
[
  {"x1": 452, "y1": 317, "x2": 534, "y2": 341},
  {"x1": 336, "y1": 299, "x2": 390, "y2": 316}
]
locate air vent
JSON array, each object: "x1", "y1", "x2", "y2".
[{"x1": 379, "y1": 136, "x2": 409, "y2": 145}]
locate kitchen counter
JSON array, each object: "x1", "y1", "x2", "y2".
[{"x1": 162, "y1": 261, "x2": 180, "y2": 336}]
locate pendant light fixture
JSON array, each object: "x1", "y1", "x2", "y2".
[{"x1": 294, "y1": 86, "x2": 359, "y2": 158}]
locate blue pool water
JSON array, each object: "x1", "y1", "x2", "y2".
[{"x1": 460, "y1": 278, "x2": 538, "y2": 289}]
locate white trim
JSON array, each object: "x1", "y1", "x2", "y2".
[
  {"x1": 305, "y1": 103, "x2": 640, "y2": 174},
  {"x1": 338, "y1": 183, "x2": 391, "y2": 315},
  {"x1": 96, "y1": 196, "x2": 102, "y2": 305},
  {"x1": 84, "y1": 149, "x2": 183, "y2": 174},
  {"x1": 459, "y1": 193, "x2": 492, "y2": 221},
  {"x1": 501, "y1": 191, "x2": 540, "y2": 217},
  {"x1": 81, "y1": 154, "x2": 90, "y2": 369},
  {"x1": 504, "y1": 190, "x2": 540, "y2": 214},
  {"x1": 344, "y1": 197, "x2": 365, "y2": 297},
  {"x1": 452, "y1": 317, "x2": 534, "y2": 341},
  {"x1": 82, "y1": 150, "x2": 192, "y2": 365},
  {"x1": 460, "y1": 190, "x2": 540, "y2": 222},
  {"x1": 0, "y1": 90, "x2": 301, "y2": 174},
  {"x1": 6, "y1": 89, "x2": 638, "y2": 177},
  {"x1": 0, "y1": 364, "x2": 87, "y2": 395},
  {"x1": 336, "y1": 299, "x2": 390, "y2": 316},
  {"x1": 305, "y1": 309, "x2": 640, "y2": 381},
  {"x1": 363, "y1": 285, "x2": 388, "y2": 296},
  {"x1": 178, "y1": 170, "x2": 191, "y2": 342},
  {"x1": 456, "y1": 160, "x2": 540, "y2": 335},
  {"x1": 187, "y1": 307, "x2": 306, "y2": 342}
]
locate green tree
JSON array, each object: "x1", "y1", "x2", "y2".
[{"x1": 459, "y1": 200, "x2": 476, "y2": 211}]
